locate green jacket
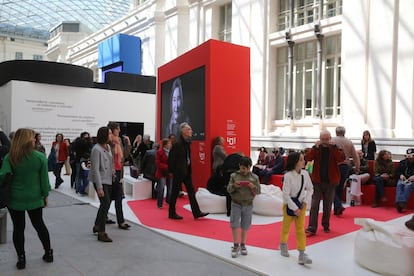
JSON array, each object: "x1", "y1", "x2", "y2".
[
  {"x1": 0, "y1": 151, "x2": 51, "y2": 210},
  {"x1": 227, "y1": 170, "x2": 260, "y2": 206}
]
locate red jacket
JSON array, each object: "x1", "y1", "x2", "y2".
[
  {"x1": 306, "y1": 144, "x2": 344, "y2": 185},
  {"x1": 52, "y1": 141, "x2": 69, "y2": 163},
  {"x1": 155, "y1": 147, "x2": 169, "y2": 179}
]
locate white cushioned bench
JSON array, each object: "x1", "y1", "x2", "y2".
[
  {"x1": 123, "y1": 175, "x2": 152, "y2": 200},
  {"x1": 196, "y1": 188, "x2": 227, "y2": 214},
  {"x1": 354, "y1": 218, "x2": 414, "y2": 276}
]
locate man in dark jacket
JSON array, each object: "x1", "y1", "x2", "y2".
[
  {"x1": 72, "y1": 132, "x2": 92, "y2": 191},
  {"x1": 395, "y1": 148, "x2": 414, "y2": 212},
  {"x1": 167, "y1": 122, "x2": 208, "y2": 220}
]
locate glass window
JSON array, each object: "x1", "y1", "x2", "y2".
[
  {"x1": 305, "y1": 62, "x2": 314, "y2": 116},
  {"x1": 277, "y1": 0, "x2": 342, "y2": 30},
  {"x1": 277, "y1": 47, "x2": 288, "y2": 64},
  {"x1": 15, "y1": 52, "x2": 23, "y2": 60},
  {"x1": 276, "y1": 47, "x2": 288, "y2": 119},
  {"x1": 274, "y1": 34, "x2": 341, "y2": 120},
  {"x1": 33, "y1": 54, "x2": 43, "y2": 60},
  {"x1": 0, "y1": 1, "x2": 130, "y2": 41},
  {"x1": 295, "y1": 62, "x2": 304, "y2": 119},
  {"x1": 325, "y1": 0, "x2": 343, "y2": 18},
  {"x1": 325, "y1": 58, "x2": 335, "y2": 116},
  {"x1": 276, "y1": 66, "x2": 287, "y2": 119},
  {"x1": 219, "y1": 3, "x2": 232, "y2": 42}
]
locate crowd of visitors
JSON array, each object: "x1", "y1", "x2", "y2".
[{"x1": 0, "y1": 124, "x2": 413, "y2": 269}]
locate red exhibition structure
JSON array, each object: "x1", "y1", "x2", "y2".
[{"x1": 157, "y1": 39, "x2": 251, "y2": 189}]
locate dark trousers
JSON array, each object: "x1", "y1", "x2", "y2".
[
  {"x1": 334, "y1": 164, "x2": 350, "y2": 212},
  {"x1": 53, "y1": 162, "x2": 64, "y2": 184},
  {"x1": 308, "y1": 182, "x2": 336, "y2": 232},
  {"x1": 94, "y1": 184, "x2": 112, "y2": 232},
  {"x1": 169, "y1": 174, "x2": 201, "y2": 217},
  {"x1": 112, "y1": 170, "x2": 125, "y2": 225},
  {"x1": 8, "y1": 207, "x2": 51, "y2": 256},
  {"x1": 70, "y1": 160, "x2": 76, "y2": 188}
]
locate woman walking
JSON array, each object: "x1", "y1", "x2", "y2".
[
  {"x1": 89, "y1": 126, "x2": 114, "y2": 242},
  {"x1": 0, "y1": 128, "x2": 53, "y2": 269}
]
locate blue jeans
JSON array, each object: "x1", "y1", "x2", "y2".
[
  {"x1": 396, "y1": 180, "x2": 414, "y2": 203},
  {"x1": 372, "y1": 175, "x2": 385, "y2": 202},
  {"x1": 76, "y1": 170, "x2": 89, "y2": 194},
  {"x1": 74, "y1": 162, "x2": 82, "y2": 191},
  {"x1": 334, "y1": 164, "x2": 350, "y2": 212},
  {"x1": 157, "y1": 177, "x2": 172, "y2": 208}
]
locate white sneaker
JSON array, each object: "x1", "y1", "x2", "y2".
[
  {"x1": 231, "y1": 245, "x2": 239, "y2": 258},
  {"x1": 298, "y1": 253, "x2": 312, "y2": 265},
  {"x1": 280, "y1": 243, "x2": 289, "y2": 257},
  {"x1": 240, "y1": 245, "x2": 248, "y2": 255}
]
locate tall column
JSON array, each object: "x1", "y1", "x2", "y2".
[{"x1": 176, "y1": 1, "x2": 190, "y2": 55}]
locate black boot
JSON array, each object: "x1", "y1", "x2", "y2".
[
  {"x1": 16, "y1": 254, "x2": 25, "y2": 270},
  {"x1": 405, "y1": 215, "x2": 414, "y2": 231},
  {"x1": 42, "y1": 249, "x2": 54, "y2": 263}
]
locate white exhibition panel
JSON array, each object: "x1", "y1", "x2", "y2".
[{"x1": 0, "y1": 80, "x2": 156, "y2": 152}]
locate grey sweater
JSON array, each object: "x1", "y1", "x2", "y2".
[{"x1": 88, "y1": 143, "x2": 114, "y2": 190}]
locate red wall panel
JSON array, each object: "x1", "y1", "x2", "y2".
[{"x1": 157, "y1": 39, "x2": 250, "y2": 189}]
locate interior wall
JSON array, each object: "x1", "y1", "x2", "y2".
[{"x1": 1, "y1": 80, "x2": 156, "y2": 153}]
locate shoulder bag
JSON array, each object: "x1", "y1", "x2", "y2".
[{"x1": 286, "y1": 175, "x2": 304, "y2": 216}]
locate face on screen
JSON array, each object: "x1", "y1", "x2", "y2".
[
  {"x1": 161, "y1": 66, "x2": 206, "y2": 140},
  {"x1": 171, "y1": 87, "x2": 182, "y2": 120}
]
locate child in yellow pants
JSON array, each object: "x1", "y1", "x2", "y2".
[{"x1": 279, "y1": 151, "x2": 314, "y2": 265}]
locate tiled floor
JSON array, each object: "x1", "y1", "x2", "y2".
[{"x1": 54, "y1": 173, "x2": 412, "y2": 276}]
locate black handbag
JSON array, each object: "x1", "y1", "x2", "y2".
[
  {"x1": 0, "y1": 172, "x2": 13, "y2": 208},
  {"x1": 286, "y1": 175, "x2": 304, "y2": 216},
  {"x1": 130, "y1": 165, "x2": 140, "y2": 179},
  {"x1": 47, "y1": 148, "x2": 56, "y2": 172}
]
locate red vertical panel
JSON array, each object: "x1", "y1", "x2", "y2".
[{"x1": 157, "y1": 39, "x2": 250, "y2": 189}]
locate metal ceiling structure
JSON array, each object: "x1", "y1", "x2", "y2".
[{"x1": 0, "y1": 0, "x2": 131, "y2": 40}]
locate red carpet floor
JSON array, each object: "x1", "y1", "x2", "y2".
[{"x1": 128, "y1": 198, "x2": 406, "y2": 250}]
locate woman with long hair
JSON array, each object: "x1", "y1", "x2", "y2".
[
  {"x1": 34, "y1": 132, "x2": 45, "y2": 155},
  {"x1": 0, "y1": 128, "x2": 53, "y2": 270},
  {"x1": 107, "y1": 122, "x2": 131, "y2": 230},
  {"x1": 89, "y1": 126, "x2": 114, "y2": 242},
  {"x1": 155, "y1": 138, "x2": 173, "y2": 208},
  {"x1": 164, "y1": 78, "x2": 191, "y2": 138},
  {"x1": 372, "y1": 150, "x2": 395, "y2": 207},
  {"x1": 51, "y1": 133, "x2": 69, "y2": 188},
  {"x1": 361, "y1": 130, "x2": 377, "y2": 160}
]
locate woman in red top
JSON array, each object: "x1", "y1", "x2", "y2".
[
  {"x1": 155, "y1": 138, "x2": 172, "y2": 208},
  {"x1": 107, "y1": 122, "x2": 131, "y2": 230},
  {"x1": 51, "y1": 133, "x2": 69, "y2": 189}
]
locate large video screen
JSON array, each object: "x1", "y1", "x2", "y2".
[{"x1": 160, "y1": 66, "x2": 205, "y2": 140}]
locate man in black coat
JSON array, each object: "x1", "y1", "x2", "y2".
[{"x1": 167, "y1": 122, "x2": 208, "y2": 220}]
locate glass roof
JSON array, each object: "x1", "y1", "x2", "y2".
[{"x1": 0, "y1": 0, "x2": 131, "y2": 41}]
